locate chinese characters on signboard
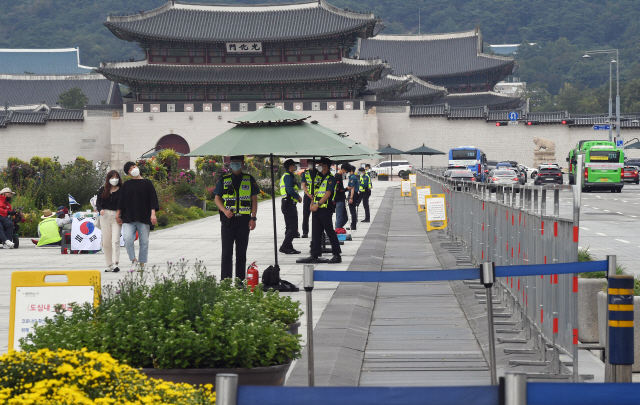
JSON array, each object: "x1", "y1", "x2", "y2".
[{"x1": 226, "y1": 42, "x2": 263, "y2": 53}]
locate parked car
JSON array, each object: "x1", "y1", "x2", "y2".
[
  {"x1": 623, "y1": 166, "x2": 639, "y2": 184},
  {"x1": 370, "y1": 160, "x2": 412, "y2": 177},
  {"x1": 533, "y1": 165, "x2": 564, "y2": 185},
  {"x1": 488, "y1": 169, "x2": 520, "y2": 192}
]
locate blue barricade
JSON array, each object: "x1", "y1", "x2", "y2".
[
  {"x1": 314, "y1": 260, "x2": 608, "y2": 283},
  {"x1": 236, "y1": 383, "x2": 640, "y2": 405},
  {"x1": 528, "y1": 383, "x2": 640, "y2": 405},
  {"x1": 238, "y1": 385, "x2": 498, "y2": 405}
]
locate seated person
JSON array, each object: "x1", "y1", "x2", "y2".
[
  {"x1": 0, "y1": 187, "x2": 16, "y2": 249},
  {"x1": 31, "y1": 209, "x2": 71, "y2": 247}
]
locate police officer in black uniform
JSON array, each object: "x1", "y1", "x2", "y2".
[
  {"x1": 213, "y1": 155, "x2": 259, "y2": 280},
  {"x1": 279, "y1": 159, "x2": 302, "y2": 254},
  {"x1": 298, "y1": 157, "x2": 341, "y2": 264},
  {"x1": 300, "y1": 164, "x2": 319, "y2": 238}
]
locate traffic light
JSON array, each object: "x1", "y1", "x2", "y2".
[
  {"x1": 561, "y1": 119, "x2": 574, "y2": 125},
  {"x1": 526, "y1": 121, "x2": 540, "y2": 125},
  {"x1": 495, "y1": 121, "x2": 509, "y2": 126}
]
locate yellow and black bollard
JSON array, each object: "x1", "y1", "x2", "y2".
[{"x1": 607, "y1": 274, "x2": 634, "y2": 382}]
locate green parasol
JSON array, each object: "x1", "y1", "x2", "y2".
[
  {"x1": 187, "y1": 104, "x2": 371, "y2": 268},
  {"x1": 403, "y1": 143, "x2": 445, "y2": 169},
  {"x1": 376, "y1": 144, "x2": 405, "y2": 180}
]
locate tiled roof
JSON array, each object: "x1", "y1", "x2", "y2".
[
  {"x1": 0, "y1": 75, "x2": 122, "y2": 106},
  {"x1": 400, "y1": 76, "x2": 447, "y2": 101},
  {"x1": 486, "y1": 109, "x2": 526, "y2": 121},
  {"x1": 435, "y1": 91, "x2": 522, "y2": 108},
  {"x1": 0, "y1": 108, "x2": 85, "y2": 128},
  {"x1": 410, "y1": 104, "x2": 446, "y2": 116},
  {"x1": 357, "y1": 29, "x2": 516, "y2": 78},
  {"x1": 98, "y1": 58, "x2": 388, "y2": 84},
  {"x1": 105, "y1": 0, "x2": 381, "y2": 43},
  {"x1": 526, "y1": 111, "x2": 568, "y2": 123},
  {"x1": 48, "y1": 109, "x2": 84, "y2": 121},
  {"x1": 367, "y1": 74, "x2": 447, "y2": 103},
  {"x1": 0, "y1": 48, "x2": 94, "y2": 74},
  {"x1": 366, "y1": 75, "x2": 410, "y2": 93},
  {"x1": 8, "y1": 111, "x2": 47, "y2": 124},
  {"x1": 448, "y1": 106, "x2": 486, "y2": 119}
]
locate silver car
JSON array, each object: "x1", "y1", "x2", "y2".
[{"x1": 488, "y1": 169, "x2": 520, "y2": 192}]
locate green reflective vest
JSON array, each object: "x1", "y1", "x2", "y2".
[
  {"x1": 38, "y1": 217, "x2": 61, "y2": 246},
  {"x1": 304, "y1": 169, "x2": 321, "y2": 191},
  {"x1": 221, "y1": 174, "x2": 252, "y2": 215},
  {"x1": 359, "y1": 173, "x2": 371, "y2": 193},
  {"x1": 279, "y1": 172, "x2": 299, "y2": 202},
  {"x1": 314, "y1": 173, "x2": 334, "y2": 209}
]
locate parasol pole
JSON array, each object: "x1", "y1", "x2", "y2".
[
  {"x1": 390, "y1": 154, "x2": 393, "y2": 180},
  {"x1": 270, "y1": 153, "x2": 279, "y2": 266}
]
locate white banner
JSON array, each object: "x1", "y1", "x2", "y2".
[
  {"x1": 71, "y1": 218, "x2": 102, "y2": 251},
  {"x1": 585, "y1": 162, "x2": 624, "y2": 169},
  {"x1": 401, "y1": 180, "x2": 411, "y2": 193},
  {"x1": 427, "y1": 197, "x2": 446, "y2": 222},
  {"x1": 226, "y1": 42, "x2": 262, "y2": 53},
  {"x1": 417, "y1": 187, "x2": 431, "y2": 205},
  {"x1": 13, "y1": 285, "x2": 94, "y2": 350}
]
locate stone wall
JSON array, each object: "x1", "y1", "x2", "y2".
[
  {"x1": 0, "y1": 113, "x2": 112, "y2": 167},
  {"x1": 2, "y1": 104, "x2": 640, "y2": 172},
  {"x1": 376, "y1": 106, "x2": 640, "y2": 168},
  {"x1": 110, "y1": 102, "x2": 378, "y2": 170}
]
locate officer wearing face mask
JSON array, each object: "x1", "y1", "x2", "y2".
[
  {"x1": 213, "y1": 155, "x2": 259, "y2": 281},
  {"x1": 0, "y1": 187, "x2": 16, "y2": 249}
]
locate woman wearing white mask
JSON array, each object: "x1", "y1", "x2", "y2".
[
  {"x1": 97, "y1": 170, "x2": 123, "y2": 272},
  {"x1": 116, "y1": 162, "x2": 159, "y2": 271}
]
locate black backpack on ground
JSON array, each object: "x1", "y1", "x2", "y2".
[{"x1": 261, "y1": 265, "x2": 300, "y2": 292}]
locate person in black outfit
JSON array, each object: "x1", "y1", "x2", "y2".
[
  {"x1": 213, "y1": 155, "x2": 259, "y2": 281},
  {"x1": 297, "y1": 157, "x2": 341, "y2": 264},
  {"x1": 279, "y1": 159, "x2": 301, "y2": 254},
  {"x1": 334, "y1": 164, "x2": 348, "y2": 229},
  {"x1": 347, "y1": 164, "x2": 360, "y2": 231},
  {"x1": 117, "y1": 162, "x2": 159, "y2": 271},
  {"x1": 300, "y1": 166, "x2": 319, "y2": 238},
  {"x1": 358, "y1": 167, "x2": 371, "y2": 222}
]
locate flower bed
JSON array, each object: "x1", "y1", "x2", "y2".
[
  {"x1": 0, "y1": 348, "x2": 216, "y2": 404},
  {"x1": 21, "y1": 260, "x2": 302, "y2": 370}
]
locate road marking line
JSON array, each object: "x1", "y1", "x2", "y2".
[
  {"x1": 580, "y1": 227, "x2": 590, "y2": 230},
  {"x1": 623, "y1": 200, "x2": 628, "y2": 202},
  {"x1": 616, "y1": 212, "x2": 624, "y2": 215},
  {"x1": 603, "y1": 210, "x2": 610, "y2": 212},
  {"x1": 615, "y1": 239, "x2": 631, "y2": 244},
  {"x1": 631, "y1": 215, "x2": 638, "y2": 218},
  {"x1": 596, "y1": 233, "x2": 607, "y2": 236}
]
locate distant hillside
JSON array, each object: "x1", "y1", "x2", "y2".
[{"x1": 2, "y1": 0, "x2": 639, "y2": 112}]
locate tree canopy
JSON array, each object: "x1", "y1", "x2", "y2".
[{"x1": 58, "y1": 87, "x2": 89, "y2": 109}]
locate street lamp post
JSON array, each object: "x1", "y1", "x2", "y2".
[{"x1": 583, "y1": 49, "x2": 620, "y2": 143}]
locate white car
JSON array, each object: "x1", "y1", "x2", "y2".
[
  {"x1": 370, "y1": 160, "x2": 413, "y2": 177},
  {"x1": 518, "y1": 164, "x2": 535, "y2": 180}
]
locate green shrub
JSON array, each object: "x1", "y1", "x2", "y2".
[
  {"x1": 186, "y1": 206, "x2": 205, "y2": 220},
  {"x1": 579, "y1": 247, "x2": 626, "y2": 278},
  {"x1": 21, "y1": 260, "x2": 302, "y2": 369},
  {"x1": 156, "y1": 213, "x2": 169, "y2": 227},
  {"x1": 206, "y1": 201, "x2": 219, "y2": 212}
]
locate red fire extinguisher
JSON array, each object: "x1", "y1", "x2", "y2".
[{"x1": 246, "y1": 261, "x2": 259, "y2": 292}]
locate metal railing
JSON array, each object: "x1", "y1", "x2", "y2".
[{"x1": 417, "y1": 157, "x2": 585, "y2": 381}]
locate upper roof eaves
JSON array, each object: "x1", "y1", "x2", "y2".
[
  {"x1": 105, "y1": 0, "x2": 381, "y2": 43},
  {"x1": 357, "y1": 28, "x2": 515, "y2": 78}
]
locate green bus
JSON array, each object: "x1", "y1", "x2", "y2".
[{"x1": 568, "y1": 141, "x2": 624, "y2": 192}]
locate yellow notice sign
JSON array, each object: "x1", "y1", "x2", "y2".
[
  {"x1": 409, "y1": 174, "x2": 417, "y2": 187},
  {"x1": 425, "y1": 194, "x2": 448, "y2": 231},
  {"x1": 401, "y1": 180, "x2": 412, "y2": 196},
  {"x1": 9, "y1": 270, "x2": 100, "y2": 350},
  {"x1": 417, "y1": 186, "x2": 431, "y2": 212}
]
